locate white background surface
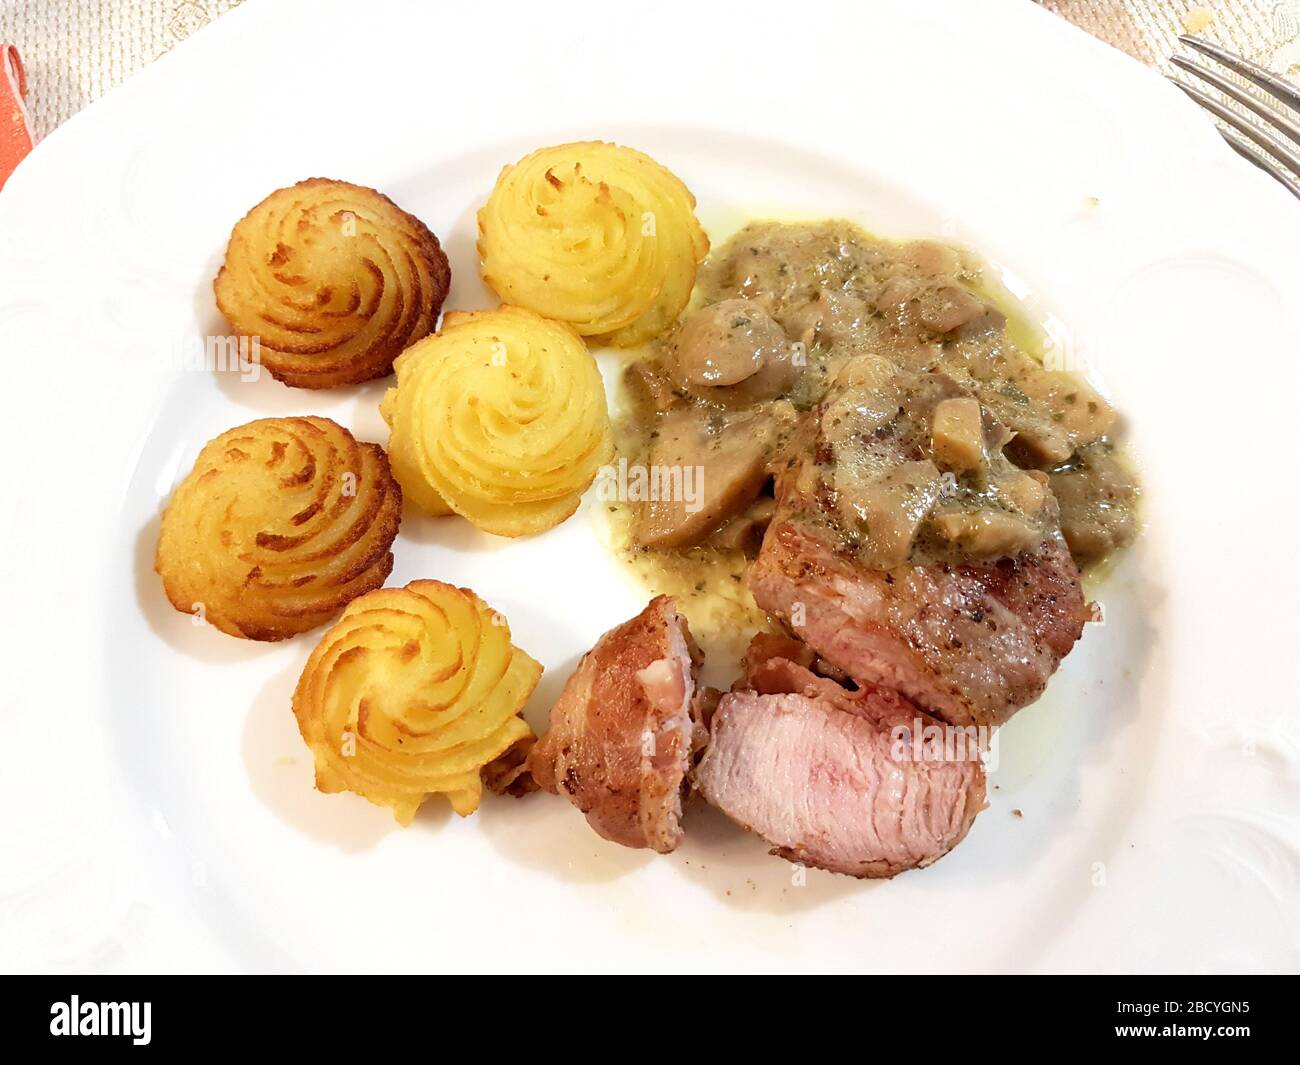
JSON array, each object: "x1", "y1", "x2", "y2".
[{"x1": 0, "y1": 0, "x2": 1297, "y2": 973}]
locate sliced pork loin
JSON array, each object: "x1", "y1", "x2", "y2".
[
  {"x1": 749, "y1": 519, "x2": 1087, "y2": 728},
  {"x1": 747, "y1": 358, "x2": 1090, "y2": 729},
  {"x1": 694, "y1": 637, "x2": 986, "y2": 878},
  {"x1": 526, "y1": 596, "x2": 706, "y2": 853}
]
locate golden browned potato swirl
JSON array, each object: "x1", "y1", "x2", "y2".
[
  {"x1": 214, "y1": 178, "x2": 450, "y2": 389},
  {"x1": 477, "y1": 142, "x2": 708, "y2": 347},
  {"x1": 292, "y1": 580, "x2": 542, "y2": 822},
  {"x1": 155, "y1": 417, "x2": 402, "y2": 640},
  {"x1": 380, "y1": 307, "x2": 613, "y2": 537}
]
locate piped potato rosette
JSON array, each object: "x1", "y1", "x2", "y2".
[
  {"x1": 292, "y1": 580, "x2": 542, "y2": 823},
  {"x1": 380, "y1": 307, "x2": 613, "y2": 537},
  {"x1": 477, "y1": 142, "x2": 709, "y2": 346},
  {"x1": 155, "y1": 417, "x2": 402, "y2": 641},
  {"x1": 215, "y1": 178, "x2": 451, "y2": 389}
]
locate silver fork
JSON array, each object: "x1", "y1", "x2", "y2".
[{"x1": 1169, "y1": 35, "x2": 1300, "y2": 199}]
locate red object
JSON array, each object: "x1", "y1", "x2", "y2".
[{"x1": 0, "y1": 45, "x2": 34, "y2": 190}]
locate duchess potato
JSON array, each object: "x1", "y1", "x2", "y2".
[
  {"x1": 215, "y1": 178, "x2": 450, "y2": 388},
  {"x1": 155, "y1": 417, "x2": 402, "y2": 640},
  {"x1": 380, "y1": 306, "x2": 613, "y2": 537},
  {"x1": 477, "y1": 142, "x2": 708, "y2": 346},
  {"x1": 292, "y1": 580, "x2": 541, "y2": 822}
]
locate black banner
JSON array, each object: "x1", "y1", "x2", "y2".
[{"x1": 0, "y1": 976, "x2": 1294, "y2": 1051}]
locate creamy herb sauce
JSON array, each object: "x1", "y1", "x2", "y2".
[{"x1": 605, "y1": 219, "x2": 1139, "y2": 656}]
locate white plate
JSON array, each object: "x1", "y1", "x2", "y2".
[{"x1": 2, "y1": 0, "x2": 1298, "y2": 974}]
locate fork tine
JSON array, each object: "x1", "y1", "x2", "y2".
[
  {"x1": 1171, "y1": 54, "x2": 1300, "y2": 148},
  {"x1": 1216, "y1": 123, "x2": 1300, "y2": 198},
  {"x1": 1170, "y1": 76, "x2": 1300, "y2": 179},
  {"x1": 1178, "y1": 34, "x2": 1300, "y2": 112}
]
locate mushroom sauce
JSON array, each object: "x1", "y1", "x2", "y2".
[{"x1": 606, "y1": 220, "x2": 1139, "y2": 642}]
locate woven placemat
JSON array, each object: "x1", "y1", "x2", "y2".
[
  {"x1": 1, "y1": 1, "x2": 1296, "y2": 142},
  {"x1": 0, "y1": 0, "x2": 243, "y2": 139},
  {"x1": 1042, "y1": 0, "x2": 1300, "y2": 71}
]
